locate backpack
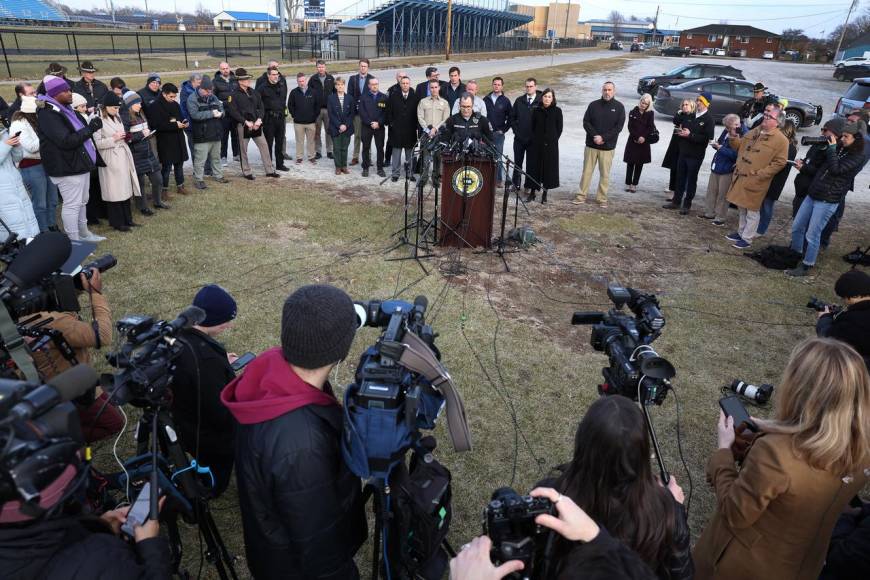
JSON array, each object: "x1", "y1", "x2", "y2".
[{"x1": 745, "y1": 244, "x2": 802, "y2": 270}]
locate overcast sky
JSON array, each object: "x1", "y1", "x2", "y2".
[{"x1": 60, "y1": 0, "x2": 860, "y2": 38}]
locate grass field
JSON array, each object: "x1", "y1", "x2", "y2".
[{"x1": 84, "y1": 54, "x2": 867, "y2": 578}]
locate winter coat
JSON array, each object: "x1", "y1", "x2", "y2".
[
  {"x1": 623, "y1": 106, "x2": 656, "y2": 165},
  {"x1": 444, "y1": 82, "x2": 466, "y2": 110},
  {"x1": 9, "y1": 117, "x2": 41, "y2": 160},
  {"x1": 309, "y1": 73, "x2": 335, "y2": 108},
  {"x1": 819, "y1": 500, "x2": 870, "y2": 580},
  {"x1": 179, "y1": 79, "x2": 196, "y2": 123},
  {"x1": 71, "y1": 77, "x2": 109, "y2": 110},
  {"x1": 0, "y1": 514, "x2": 171, "y2": 580},
  {"x1": 170, "y1": 328, "x2": 236, "y2": 458},
  {"x1": 582, "y1": 97, "x2": 626, "y2": 150},
  {"x1": 662, "y1": 111, "x2": 691, "y2": 170},
  {"x1": 806, "y1": 143, "x2": 867, "y2": 204},
  {"x1": 527, "y1": 104, "x2": 563, "y2": 190},
  {"x1": 257, "y1": 79, "x2": 287, "y2": 114},
  {"x1": 710, "y1": 127, "x2": 745, "y2": 174},
  {"x1": 764, "y1": 142, "x2": 797, "y2": 201},
  {"x1": 358, "y1": 90, "x2": 388, "y2": 126},
  {"x1": 93, "y1": 113, "x2": 141, "y2": 202},
  {"x1": 221, "y1": 347, "x2": 367, "y2": 580},
  {"x1": 137, "y1": 86, "x2": 160, "y2": 114},
  {"x1": 725, "y1": 126, "x2": 789, "y2": 211},
  {"x1": 553, "y1": 527, "x2": 658, "y2": 580},
  {"x1": 0, "y1": 131, "x2": 40, "y2": 238},
  {"x1": 35, "y1": 101, "x2": 96, "y2": 177},
  {"x1": 415, "y1": 79, "x2": 448, "y2": 99},
  {"x1": 739, "y1": 94, "x2": 779, "y2": 128},
  {"x1": 692, "y1": 433, "x2": 869, "y2": 580},
  {"x1": 327, "y1": 92, "x2": 356, "y2": 138},
  {"x1": 816, "y1": 299, "x2": 870, "y2": 365},
  {"x1": 255, "y1": 70, "x2": 286, "y2": 93},
  {"x1": 146, "y1": 97, "x2": 189, "y2": 165},
  {"x1": 227, "y1": 86, "x2": 264, "y2": 126},
  {"x1": 484, "y1": 92, "x2": 512, "y2": 133},
  {"x1": 510, "y1": 91, "x2": 542, "y2": 143},
  {"x1": 120, "y1": 109, "x2": 160, "y2": 175},
  {"x1": 793, "y1": 142, "x2": 829, "y2": 197},
  {"x1": 386, "y1": 89, "x2": 420, "y2": 148},
  {"x1": 287, "y1": 86, "x2": 319, "y2": 124},
  {"x1": 212, "y1": 72, "x2": 239, "y2": 105},
  {"x1": 186, "y1": 91, "x2": 224, "y2": 144},
  {"x1": 676, "y1": 109, "x2": 714, "y2": 160}
]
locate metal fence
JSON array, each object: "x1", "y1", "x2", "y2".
[{"x1": 0, "y1": 28, "x2": 597, "y2": 79}]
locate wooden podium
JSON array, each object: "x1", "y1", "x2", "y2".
[{"x1": 439, "y1": 154, "x2": 496, "y2": 248}]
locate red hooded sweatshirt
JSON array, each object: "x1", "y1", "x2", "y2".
[{"x1": 220, "y1": 347, "x2": 338, "y2": 424}]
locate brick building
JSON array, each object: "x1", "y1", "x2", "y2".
[{"x1": 679, "y1": 24, "x2": 780, "y2": 59}]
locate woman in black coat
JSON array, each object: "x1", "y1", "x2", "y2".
[
  {"x1": 623, "y1": 93, "x2": 657, "y2": 193},
  {"x1": 146, "y1": 83, "x2": 189, "y2": 194},
  {"x1": 661, "y1": 99, "x2": 695, "y2": 200},
  {"x1": 526, "y1": 88, "x2": 562, "y2": 204}
]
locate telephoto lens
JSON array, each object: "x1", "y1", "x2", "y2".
[
  {"x1": 729, "y1": 379, "x2": 774, "y2": 404},
  {"x1": 801, "y1": 136, "x2": 829, "y2": 146}
]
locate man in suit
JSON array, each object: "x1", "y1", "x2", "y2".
[
  {"x1": 384, "y1": 70, "x2": 406, "y2": 165},
  {"x1": 347, "y1": 59, "x2": 374, "y2": 166},
  {"x1": 358, "y1": 77, "x2": 388, "y2": 178},
  {"x1": 386, "y1": 75, "x2": 420, "y2": 182},
  {"x1": 415, "y1": 67, "x2": 448, "y2": 99},
  {"x1": 509, "y1": 77, "x2": 541, "y2": 194}
]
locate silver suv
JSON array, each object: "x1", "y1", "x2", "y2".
[{"x1": 835, "y1": 78, "x2": 870, "y2": 117}]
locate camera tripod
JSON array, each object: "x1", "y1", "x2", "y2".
[{"x1": 117, "y1": 405, "x2": 239, "y2": 580}]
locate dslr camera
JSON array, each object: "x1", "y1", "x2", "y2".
[
  {"x1": 484, "y1": 487, "x2": 556, "y2": 580},
  {"x1": 727, "y1": 379, "x2": 774, "y2": 404},
  {"x1": 572, "y1": 285, "x2": 675, "y2": 405},
  {"x1": 801, "y1": 136, "x2": 829, "y2": 146},
  {"x1": 806, "y1": 297, "x2": 842, "y2": 315}
]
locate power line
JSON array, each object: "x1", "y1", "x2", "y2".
[{"x1": 659, "y1": 8, "x2": 849, "y2": 22}]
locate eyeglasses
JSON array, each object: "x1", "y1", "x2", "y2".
[
  {"x1": 460, "y1": 105, "x2": 472, "y2": 109},
  {"x1": 762, "y1": 113, "x2": 775, "y2": 120}
]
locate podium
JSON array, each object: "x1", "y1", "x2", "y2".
[{"x1": 439, "y1": 154, "x2": 496, "y2": 248}]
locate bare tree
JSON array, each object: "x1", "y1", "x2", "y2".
[{"x1": 609, "y1": 10, "x2": 623, "y2": 40}]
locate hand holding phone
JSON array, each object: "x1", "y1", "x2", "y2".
[
  {"x1": 121, "y1": 482, "x2": 155, "y2": 538},
  {"x1": 231, "y1": 351, "x2": 256, "y2": 372},
  {"x1": 719, "y1": 396, "x2": 758, "y2": 432}
]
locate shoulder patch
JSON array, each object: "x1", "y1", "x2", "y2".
[{"x1": 227, "y1": 96, "x2": 232, "y2": 103}]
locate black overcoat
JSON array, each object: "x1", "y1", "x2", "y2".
[
  {"x1": 386, "y1": 90, "x2": 420, "y2": 148},
  {"x1": 623, "y1": 106, "x2": 656, "y2": 165},
  {"x1": 146, "y1": 97, "x2": 189, "y2": 165},
  {"x1": 527, "y1": 104, "x2": 563, "y2": 190}
]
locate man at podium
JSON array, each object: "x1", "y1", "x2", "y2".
[{"x1": 442, "y1": 93, "x2": 493, "y2": 144}]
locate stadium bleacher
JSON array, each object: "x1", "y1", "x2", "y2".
[{"x1": 0, "y1": 0, "x2": 68, "y2": 22}]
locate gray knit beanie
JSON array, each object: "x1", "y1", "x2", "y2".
[{"x1": 281, "y1": 285, "x2": 357, "y2": 369}]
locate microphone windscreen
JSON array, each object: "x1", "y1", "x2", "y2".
[
  {"x1": 46, "y1": 364, "x2": 99, "y2": 402},
  {"x1": 413, "y1": 295, "x2": 428, "y2": 312},
  {"x1": 4, "y1": 232, "x2": 72, "y2": 289}
]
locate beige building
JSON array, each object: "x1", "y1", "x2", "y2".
[{"x1": 510, "y1": 3, "x2": 590, "y2": 39}]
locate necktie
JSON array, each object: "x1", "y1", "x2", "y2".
[{"x1": 528, "y1": 97, "x2": 532, "y2": 106}]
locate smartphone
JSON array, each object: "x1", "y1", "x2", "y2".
[
  {"x1": 231, "y1": 351, "x2": 256, "y2": 372},
  {"x1": 121, "y1": 482, "x2": 154, "y2": 538},
  {"x1": 786, "y1": 160, "x2": 798, "y2": 166},
  {"x1": 719, "y1": 396, "x2": 758, "y2": 432},
  {"x1": 13, "y1": 131, "x2": 21, "y2": 137}
]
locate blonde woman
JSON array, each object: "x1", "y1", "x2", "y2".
[
  {"x1": 93, "y1": 92, "x2": 141, "y2": 232},
  {"x1": 661, "y1": 98, "x2": 695, "y2": 200},
  {"x1": 623, "y1": 93, "x2": 657, "y2": 193},
  {"x1": 693, "y1": 337, "x2": 870, "y2": 580}
]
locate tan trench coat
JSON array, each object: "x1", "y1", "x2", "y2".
[
  {"x1": 93, "y1": 113, "x2": 141, "y2": 202},
  {"x1": 724, "y1": 125, "x2": 788, "y2": 211},
  {"x1": 693, "y1": 433, "x2": 869, "y2": 580}
]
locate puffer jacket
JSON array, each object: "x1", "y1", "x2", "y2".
[
  {"x1": 120, "y1": 108, "x2": 160, "y2": 175},
  {"x1": 0, "y1": 130, "x2": 40, "y2": 238},
  {"x1": 9, "y1": 117, "x2": 41, "y2": 160},
  {"x1": 710, "y1": 126, "x2": 746, "y2": 174},
  {"x1": 807, "y1": 143, "x2": 867, "y2": 204}
]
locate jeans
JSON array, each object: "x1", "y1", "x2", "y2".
[
  {"x1": 756, "y1": 198, "x2": 776, "y2": 235},
  {"x1": 161, "y1": 162, "x2": 185, "y2": 188},
  {"x1": 491, "y1": 131, "x2": 506, "y2": 182},
  {"x1": 791, "y1": 197, "x2": 839, "y2": 266},
  {"x1": 821, "y1": 199, "x2": 846, "y2": 248},
  {"x1": 19, "y1": 163, "x2": 58, "y2": 232},
  {"x1": 674, "y1": 154, "x2": 702, "y2": 207}
]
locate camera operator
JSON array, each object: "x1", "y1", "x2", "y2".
[
  {"x1": 792, "y1": 117, "x2": 843, "y2": 216},
  {"x1": 449, "y1": 488, "x2": 656, "y2": 580},
  {"x1": 0, "y1": 456, "x2": 170, "y2": 580},
  {"x1": 693, "y1": 338, "x2": 870, "y2": 579},
  {"x1": 169, "y1": 284, "x2": 239, "y2": 498},
  {"x1": 220, "y1": 284, "x2": 366, "y2": 579},
  {"x1": 27, "y1": 268, "x2": 123, "y2": 444},
  {"x1": 816, "y1": 270, "x2": 870, "y2": 365}
]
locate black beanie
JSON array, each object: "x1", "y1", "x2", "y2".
[
  {"x1": 281, "y1": 284, "x2": 357, "y2": 369},
  {"x1": 834, "y1": 270, "x2": 870, "y2": 299}
]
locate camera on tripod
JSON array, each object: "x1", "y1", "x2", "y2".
[
  {"x1": 572, "y1": 285, "x2": 675, "y2": 405},
  {"x1": 806, "y1": 297, "x2": 842, "y2": 314},
  {"x1": 801, "y1": 136, "x2": 830, "y2": 146},
  {"x1": 484, "y1": 487, "x2": 556, "y2": 580}
]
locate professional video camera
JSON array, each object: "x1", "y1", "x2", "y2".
[
  {"x1": 571, "y1": 285, "x2": 675, "y2": 405},
  {"x1": 0, "y1": 365, "x2": 98, "y2": 513},
  {"x1": 103, "y1": 305, "x2": 205, "y2": 407},
  {"x1": 806, "y1": 297, "x2": 842, "y2": 314},
  {"x1": 484, "y1": 487, "x2": 556, "y2": 580},
  {"x1": 801, "y1": 136, "x2": 830, "y2": 146},
  {"x1": 726, "y1": 379, "x2": 774, "y2": 404}
]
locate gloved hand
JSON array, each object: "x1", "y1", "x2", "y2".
[{"x1": 88, "y1": 117, "x2": 103, "y2": 132}]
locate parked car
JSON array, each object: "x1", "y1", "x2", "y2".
[
  {"x1": 609, "y1": 41, "x2": 623, "y2": 50},
  {"x1": 834, "y1": 77, "x2": 870, "y2": 117},
  {"x1": 763, "y1": 51, "x2": 775, "y2": 59},
  {"x1": 834, "y1": 63, "x2": 870, "y2": 82},
  {"x1": 834, "y1": 56, "x2": 870, "y2": 67},
  {"x1": 729, "y1": 49, "x2": 745, "y2": 57},
  {"x1": 637, "y1": 63, "x2": 745, "y2": 97},
  {"x1": 714, "y1": 48, "x2": 726, "y2": 56},
  {"x1": 701, "y1": 48, "x2": 714, "y2": 55},
  {"x1": 660, "y1": 45, "x2": 690, "y2": 57},
  {"x1": 653, "y1": 76, "x2": 823, "y2": 128},
  {"x1": 630, "y1": 43, "x2": 641, "y2": 52}
]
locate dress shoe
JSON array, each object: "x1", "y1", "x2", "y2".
[
  {"x1": 176, "y1": 185, "x2": 188, "y2": 195},
  {"x1": 276, "y1": 165, "x2": 289, "y2": 171},
  {"x1": 214, "y1": 177, "x2": 230, "y2": 184},
  {"x1": 391, "y1": 176, "x2": 399, "y2": 182},
  {"x1": 662, "y1": 202, "x2": 680, "y2": 210},
  {"x1": 113, "y1": 225, "x2": 131, "y2": 232},
  {"x1": 296, "y1": 159, "x2": 303, "y2": 164},
  {"x1": 309, "y1": 158, "x2": 317, "y2": 164},
  {"x1": 377, "y1": 168, "x2": 386, "y2": 177},
  {"x1": 327, "y1": 152, "x2": 334, "y2": 159},
  {"x1": 315, "y1": 152, "x2": 322, "y2": 159},
  {"x1": 341, "y1": 167, "x2": 350, "y2": 174},
  {"x1": 154, "y1": 202, "x2": 170, "y2": 209},
  {"x1": 350, "y1": 158, "x2": 359, "y2": 166},
  {"x1": 525, "y1": 191, "x2": 536, "y2": 203},
  {"x1": 266, "y1": 172, "x2": 281, "y2": 178},
  {"x1": 244, "y1": 175, "x2": 255, "y2": 180},
  {"x1": 362, "y1": 168, "x2": 370, "y2": 177},
  {"x1": 140, "y1": 208, "x2": 155, "y2": 216}
]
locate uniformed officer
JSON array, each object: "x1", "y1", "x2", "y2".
[
  {"x1": 442, "y1": 93, "x2": 493, "y2": 144},
  {"x1": 740, "y1": 82, "x2": 779, "y2": 129}
]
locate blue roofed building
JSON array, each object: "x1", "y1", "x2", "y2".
[{"x1": 213, "y1": 10, "x2": 280, "y2": 31}]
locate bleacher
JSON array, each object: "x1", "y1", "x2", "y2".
[{"x1": 0, "y1": 0, "x2": 68, "y2": 22}]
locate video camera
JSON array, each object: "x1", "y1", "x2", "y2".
[
  {"x1": 572, "y1": 285, "x2": 675, "y2": 405},
  {"x1": 806, "y1": 297, "x2": 842, "y2": 314},
  {"x1": 0, "y1": 365, "x2": 98, "y2": 513},
  {"x1": 484, "y1": 487, "x2": 556, "y2": 580},
  {"x1": 103, "y1": 306, "x2": 205, "y2": 408}
]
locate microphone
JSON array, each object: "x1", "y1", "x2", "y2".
[
  {"x1": 7, "y1": 364, "x2": 99, "y2": 422},
  {"x1": 163, "y1": 305, "x2": 206, "y2": 336},
  {"x1": 0, "y1": 232, "x2": 72, "y2": 295}
]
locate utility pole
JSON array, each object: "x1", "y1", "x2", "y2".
[
  {"x1": 834, "y1": 0, "x2": 859, "y2": 62},
  {"x1": 653, "y1": 5, "x2": 659, "y2": 45},
  {"x1": 445, "y1": 0, "x2": 453, "y2": 59},
  {"x1": 565, "y1": 0, "x2": 570, "y2": 39}
]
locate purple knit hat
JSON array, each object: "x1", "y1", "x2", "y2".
[{"x1": 43, "y1": 75, "x2": 70, "y2": 98}]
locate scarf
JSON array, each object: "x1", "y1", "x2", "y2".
[{"x1": 38, "y1": 94, "x2": 96, "y2": 164}]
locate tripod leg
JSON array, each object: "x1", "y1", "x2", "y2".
[
  {"x1": 196, "y1": 501, "x2": 238, "y2": 580},
  {"x1": 165, "y1": 511, "x2": 185, "y2": 575}
]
